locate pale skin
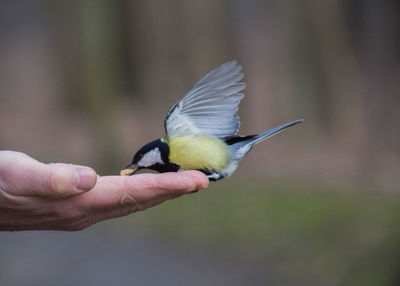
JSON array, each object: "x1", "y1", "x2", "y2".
[{"x1": 0, "y1": 151, "x2": 209, "y2": 231}]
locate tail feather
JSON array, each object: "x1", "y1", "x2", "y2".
[
  {"x1": 251, "y1": 119, "x2": 303, "y2": 145},
  {"x1": 224, "y1": 134, "x2": 257, "y2": 145},
  {"x1": 226, "y1": 119, "x2": 303, "y2": 161}
]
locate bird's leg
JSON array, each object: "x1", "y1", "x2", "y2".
[{"x1": 207, "y1": 173, "x2": 223, "y2": 181}]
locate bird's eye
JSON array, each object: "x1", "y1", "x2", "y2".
[{"x1": 136, "y1": 154, "x2": 144, "y2": 161}]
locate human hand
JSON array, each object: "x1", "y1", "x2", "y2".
[{"x1": 0, "y1": 151, "x2": 208, "y2": 231}]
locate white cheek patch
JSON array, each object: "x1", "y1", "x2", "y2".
[{"x1": 139, "y1": 148, "x2": 163, "y2": 167}]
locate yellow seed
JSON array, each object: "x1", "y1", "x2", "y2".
[{"x1": 120, "y1": 168, "x2": 134, "y2": 176}]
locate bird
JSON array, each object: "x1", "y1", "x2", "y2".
[{"x1": 120, "y1": 61, "x2": 302, "y2": 181}]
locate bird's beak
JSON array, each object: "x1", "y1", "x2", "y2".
[{"x1": 120, "y1": 163, "x2": 139, "y2": 176}]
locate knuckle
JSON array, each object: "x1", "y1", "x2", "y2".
[
  {"x1": 0, "y1": 163, "x2": 19, "y2": 191},
  {"x1": 47, "y1": 164, "x2": 75, "y2": 196},
  {"x1": 150, "y1": 175, "x2": 163, "y2": 191},
  {"x1": 119, "y1": 192, "x2": 145, "y2": 212},
  {"x1": 134, "y1": 174, "x2": 159, "y2": 191},
  {"x1": 120, "y1": 177, "x2": 146, "y2": 211},
  {"x1": 48, "y1": 165, "x2": 62, "y2": 194}
]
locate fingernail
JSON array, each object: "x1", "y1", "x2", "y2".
[
  {"x1": 75, "y1": 168, "x2": 96, "y2": 191},
  {"x1": 197, "y1": 183, "x2": 208, "y2": 190}
]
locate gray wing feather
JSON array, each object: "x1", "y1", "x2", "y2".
[{"x1": 164, "y1": 61, "x2": 245, "y2": 138}]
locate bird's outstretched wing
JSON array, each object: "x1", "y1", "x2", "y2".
[{"x1": 164, "y1": 61, "x2": 245, "y2": 138}]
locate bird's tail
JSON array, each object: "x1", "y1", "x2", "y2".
[
  {"x1": 250, "y1": 119, "x2": 303, "y2": 145},
  {"x1": 225, "y1": 119, "x2": 303, "y2": 161}
]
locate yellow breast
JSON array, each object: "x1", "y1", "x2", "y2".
[{"x1": 165, "y1": 135, "x2": 231, "y2": 172}]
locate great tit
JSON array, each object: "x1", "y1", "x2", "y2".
[{"x1": 120, "y1": 61, "x2": 302, "y2": 181}]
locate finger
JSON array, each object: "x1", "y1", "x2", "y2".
[
  {"x1": 74, "y1": 171, "x2": 209, "y2": 212},
  {"x1": 6, "y1": 158, "x2": 97, "y2": 198},
  {"x1": 0, "y1": 171, "x2": 207, "y2": 231}
]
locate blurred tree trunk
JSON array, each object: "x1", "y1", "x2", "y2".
[
  {"x1": 78, "y1": 0, "x2": 124, "y2": 172},
  {"x1": 362, "y1": 0, "x2": 400, "y2": 154}
]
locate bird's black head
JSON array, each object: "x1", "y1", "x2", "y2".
[{"x1": 124, "y1": 138, "x2": 177, "y2": 174}]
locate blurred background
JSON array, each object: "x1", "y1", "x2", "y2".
[{"x1": 0, "y1": 1, "x2": 399, "y2": 285}]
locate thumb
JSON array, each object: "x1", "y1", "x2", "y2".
[{"x1": 6, "y1": 159, "x2": 97, "y2": 198}]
